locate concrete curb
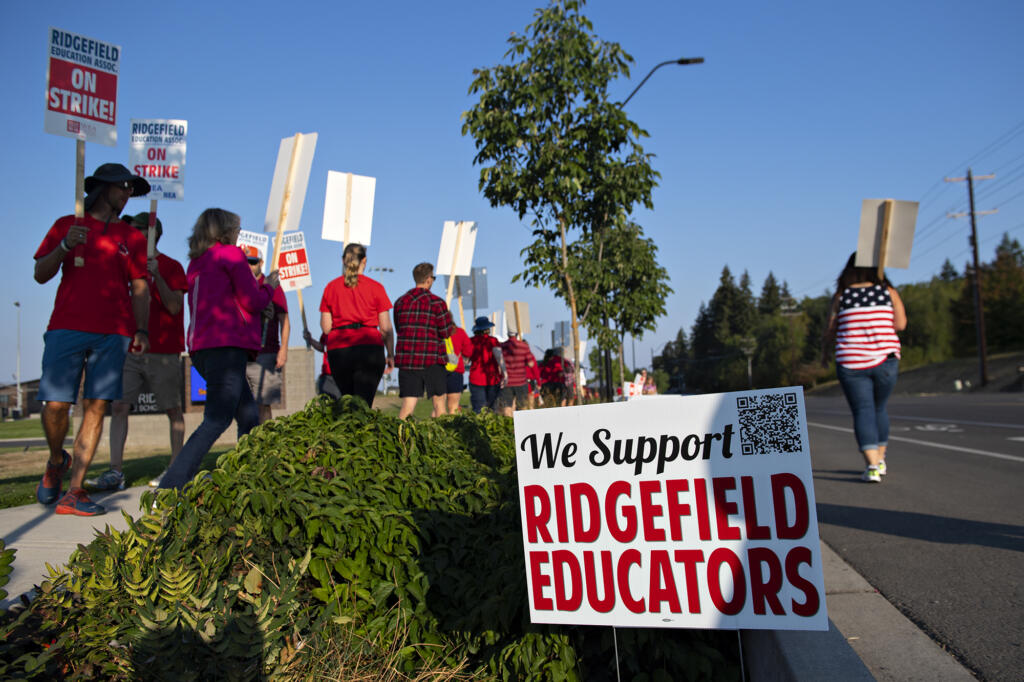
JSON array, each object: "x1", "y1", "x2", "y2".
[{"x1": 743, "y1": 541, "x2": 974, "y2": 681}]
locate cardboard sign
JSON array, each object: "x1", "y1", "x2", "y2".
[
  {"x1": 436, "y1": 221, "x2": 477, "y2": 277},
  {"x1": 276, "y1": 231, "x2": 313, "y2": 291},
  {"x1": 264, "y1": 133, "x2": 318, "y2": 233},
  {"x1": 45, "y1": 28, "x2": 120, "y2": 146},
  {"x1": 322, "y1": 171, "x2": 375, "y2": 245},
  {"x1": 514, "y1": 388, "x2": 827, "y2": 631},
  {"x1": 504, "y1": 301, "x2": 531, "y2": 336},
  {"x1": 237, "y1": 230, "x2": 270, "y2": 267},
  {"x1": 129, "y1": 119, "x2": 187, "y2": 200},
  {"x1": 444, "y1": 266, "x2": 489, "y2": 308},
  {"x1": 855, "y1": 199, "x2": 918, "y2": 269}
]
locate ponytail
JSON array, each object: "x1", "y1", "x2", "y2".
[{"x1": 343, "y1": 243, "x2": 366, "y2": 288}]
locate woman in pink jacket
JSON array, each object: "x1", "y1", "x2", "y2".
[{"x1": 159, "y1": 209, "x2": 279, "y2": 490}]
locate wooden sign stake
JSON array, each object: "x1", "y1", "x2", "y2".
[
  {"x1": 445, "y1": 221, "x2": 465, "y2": 307},
  {"x1": 271, "y1": 133, "x2": 303, "y2": 268},
  {"x1": 343, "y1": 172, "x2": 353, "y2": 247},
  {"x1": 74, "y1": 139, "x2": 85, "y2": 220},
  {"x1": 513, "y1": 301, "x2": 523, "y2": 337},
  {"x1": 147, "y1": 199, "x2": 158, "y2": 259},
  {"x1": 877, "y1": 199, "x2": 893, "y2": 281}
]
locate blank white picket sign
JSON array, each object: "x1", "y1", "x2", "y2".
[
  {"x1": 436, "y1": 221, "x2": 477, "y2": 276},
  {"x1": 263, "y1": 133, "x2": 318, "y2": 233},
  {"x1": 322, "y1": 171, "x2": 376, "y2": 245}
]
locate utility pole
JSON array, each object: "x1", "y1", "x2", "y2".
[{"x1": 946, "y1": 168, "x2": 997, "y2": 387}]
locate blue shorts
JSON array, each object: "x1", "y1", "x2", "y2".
[{"x1": 39, "y1": 330, "x2": 131, "y2": 403}]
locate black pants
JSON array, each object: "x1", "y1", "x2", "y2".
[{"x1": 326, "y1": 345, "x2": 386, "y2": 407}]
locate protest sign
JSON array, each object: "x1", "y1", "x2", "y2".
[
  {"x1": 622, "y1": 381, "x2": 643, "y2": 399},
  {"x1": 856, "y1": 199, "x2": 918, "y2": 278},
  {"x1": 514, "y1": 388, "x2": 827, "y2": 631},
  {"x1": 45, "y1": 28, "x2": 120, "y2": 147},
  {"x1": 276, "y1": 232, "x2": 313, "y2": 291},
  {"x1": 504, "y1": 301, "x2": 531, "y2": 337},
  {"x1": 237, "y1": 230, "x2": 270, "y2": 267},
  {"x1": 129, "y1": 119, "x2": 187, "y2": 200},
  {"x1": 264, "y1": 133, "x2": 317, "y2": 236},
  {"x1": 322, "y1": 171, "x2": 375, "y2": 245}
]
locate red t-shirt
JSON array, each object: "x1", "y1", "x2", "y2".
[
  {"x1": 450, "y1": 326, "x2": 471, "y2": 373},
  {"x1": 318, "y1": 333, "x2": 331, "y2": 375},
  {"x1": 257, "y1": 275, "x2": 289, "y2": 353},
  {"x1": 319, "y1": 274, "x2": 392, "y2": 350},
  {"x1": 35, "y1": 214, "x2": 147, "y2": 336},
  {"x1": 540, "y1": 356, "x2": 566, "y2": 384},
  {"x1": 147, "y1": 253, "x2": 187, "y2": 354},
  {"x1": 468, "y1": 334, "x2": 502, "y2": 386}
]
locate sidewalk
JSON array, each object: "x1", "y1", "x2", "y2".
[{"x1": 0, "y1": 488, "x2": 975, "y2": 679}]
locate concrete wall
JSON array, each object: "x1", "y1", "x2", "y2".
[{"x1": 91, "y1": 347, "x2": 317, "y2": 456}]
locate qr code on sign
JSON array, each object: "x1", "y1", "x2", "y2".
[{"x1": 736, "y1": 392, "x2": 802, "y2": 455}]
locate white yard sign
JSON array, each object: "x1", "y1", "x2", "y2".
[
  {"x1": 514, "y1": 388, "x2": 828, "y2": 631},
  {"x1": 276, "y1": 231, "x2": 313, "y2": 291},
  {"x1": 45, "y1": 28, "x2": 120, "y2": 146},
  {"x1": 322, "y1": 171, "x2": 376, "y2": 245},
  {"x1": 129, "y1": 118, "x2": 187, "y2": 200}
]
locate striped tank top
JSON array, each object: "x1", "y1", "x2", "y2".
[{"x1": 835, "y1": 284, "x2": 901, "y2": 370}]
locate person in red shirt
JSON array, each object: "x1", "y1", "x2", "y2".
[
  {"x1": 319, "y1": 243, "x2": 394, "y2": 407},
  {"x1": 88, "y1": 213, "x2": 187, "y2": 492},
  {"x1": 301, "y1": 331, "x2": 342, "y2": 399},
  {"x1": 444, "y1": 321, "x2": 472, "y2": 414},
  {"x1": 33, "y1": 163, "x2": 151, "y2": 516},
  {"x1": 245, "y1": 248, "x2": 290, "y2": 424},
  {"x1": 539, "y1": 347, "x2": 568, "y2": 407},
  {"x1": 467, "y1": 316, "x2": 506, "y2": 413},
  {"x1": 497, "y1": 331, "x2": 537, "y2": 416},
  {"x1": 393, "y1": 263, "x2": 454, "y2": 419}
]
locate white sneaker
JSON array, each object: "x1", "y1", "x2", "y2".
[
  {"x1": 877, "y1": 460, "x2": 887, "y2": 476},
  {"x1": 85, "y1": 469, "x2": 124, "y2": 491},
  {"x1": 148, "y1": 470, "x2": 166, "y2": 487},
  {"x1": 861, "y1": 466, "x2": 882, "y2": 483}
]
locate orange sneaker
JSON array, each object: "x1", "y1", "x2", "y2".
[{"x1": 55, "y1": 487, "x2": 106, "y2": 516}]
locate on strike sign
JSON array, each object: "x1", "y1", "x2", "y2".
[
  {"x1": 45, "y1": 28, "x2": 120, "y2": 146},
  {"x1": 276, "y1": 232, "x2": 312, "y2": 291},
  {"x1": 513, "y1": 388, "x2": 828, "y2": 631},
  {"x1": 129, "y1": 119, "x2": 187, "y2": 200}
]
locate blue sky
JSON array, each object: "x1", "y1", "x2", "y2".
[{"x1": 3, "y1": 0, "x2": 1023, "y2": 387}]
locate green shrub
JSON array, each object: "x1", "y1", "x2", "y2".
[{"x1": 0, "y1": 396, "x2": 737, "y2": 680}]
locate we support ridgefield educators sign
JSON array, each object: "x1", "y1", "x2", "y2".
[
  {"x1": 514, "y1": 388, "x2": 828, "y2": 631},
  {"x1": 45, "y1": 28, "x2": 120, "y2": 146}
]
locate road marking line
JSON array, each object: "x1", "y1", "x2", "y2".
[
  {"x1": 1009, "y1": 437, "x2": 1024, "y2": 443},
  {"x1": 808, "y1": 410, "x2": 1023, "y2": 430},
  {"x1": 807, "y1": 421, "x2": 1024, "y2": 463}
]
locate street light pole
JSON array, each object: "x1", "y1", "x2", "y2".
[
  {"x1": 14, "y1": 301, "x2": 21, "y2": 417},
  {"x1": 621, "y1": 57, "x2": 705, "y2": 107},
  {"x1": 600, "y1": 55, "x2": 704, "y2": 401}
]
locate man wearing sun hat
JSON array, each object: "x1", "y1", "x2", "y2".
[
  {"x1": 32, "y1": 163, "x2": 151, "y2": 516},
  {"x1": 87, "y1": 211, "x2": 187, "y2": 492}
]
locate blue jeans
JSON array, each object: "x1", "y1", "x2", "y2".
[
  {"x1": 469, "y1": 384, "x2": 499, "y2": 413},
  {"x1": 836, "y1": 357, "x2": 899, "y2": 451},
  {"x1": 159, "y1": 348, "x2": 258, "y2": 490}
]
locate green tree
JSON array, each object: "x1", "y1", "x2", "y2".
[
  {"x1": 462, "y1": 0, "x2": 659, "y2": 401},
  {"x1": 758, "y1": 272, "x2": 782, "y2": 316},
  {"x1": 519, "y1": 220, "x2": 672, "y2": 382},
  {"x1": 653, "y1": 327, "x2": 689, "y2": 393}
]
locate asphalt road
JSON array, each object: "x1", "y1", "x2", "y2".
[{"x1": 805, "y1": 392, "x2": 1024, "y2": 681}]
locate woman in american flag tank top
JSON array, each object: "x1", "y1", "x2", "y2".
[{"x1": 823, "y1": 253, "x2": 907, "y2": 483}]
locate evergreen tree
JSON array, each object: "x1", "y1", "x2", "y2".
[
  {"x1": 758, "y1": 272, "x2": 782, "y2": 315},
  {"x1": 939, "y1": 259, "x2": 959, "y2": 281}
]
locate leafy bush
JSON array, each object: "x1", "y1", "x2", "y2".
[{"x1": 0, "y1": 396, "x2": 738, "y2": 680}]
